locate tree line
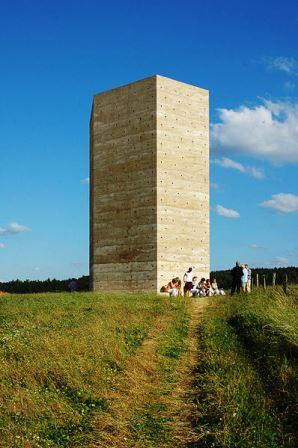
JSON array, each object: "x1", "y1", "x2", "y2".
[
  {"x1": 0, "y1": 276, "x2": 89, "y2": 294},
  {"x1": 0, "y1": 267, "x2": 297, "y2": 293},
  {"x1": 210, "y1": 266, "x2": 298, "y2": 290}
]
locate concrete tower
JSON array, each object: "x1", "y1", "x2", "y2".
[{"x1": 90, "y1": 75, "x2": 209, "y2": 292}]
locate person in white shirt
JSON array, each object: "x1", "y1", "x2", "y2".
[
  {"x1": 191, "y1": 276, "x2": 199, "y2": 296},
  {"x1": 245, "y1": 264, "x2": 251, "y2": 293},
  {"x1": 183, "y1": 267, "x2": 193, "y2": 297},
  {"x1": 211, "y1": 278, "x2": 219, "y2": 295},
  {"x1": 241, "y1": 265, "x2": 248, "y2": 292}
]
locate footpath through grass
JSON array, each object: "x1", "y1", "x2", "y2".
[
  {"x1": 0, "y1": 291, "x2": 192, "y2": 448},
  {"x1": 193, "y1": 286, "x2": 297, "y2": 448},
  {"x1": 1, "y1": 288, "x2": 297, "y2": 448}
]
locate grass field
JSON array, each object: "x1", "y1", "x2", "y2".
[
  {"x1": 0, "y1": 292, "x2": 193, "y2": 448},
  {"x1": 0, "y1": 287, "x2": 297, "y2": 447},
  {"x1": 194, "y1": 286, "x2": 297, "y2": 448}
]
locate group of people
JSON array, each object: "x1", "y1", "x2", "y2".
[
  {"x1": 161, "y1": 267, "x2": 225, "y2": 298},
  {"x1": 231, "y1": 261, "x2": 251, "y2": 295}
]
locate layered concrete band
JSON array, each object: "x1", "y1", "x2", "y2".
[{"x1": 90, "y1": 75, "x2": 209, "y2": 292}]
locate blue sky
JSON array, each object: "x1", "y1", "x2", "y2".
[{"x1": 1, "y1": 0, "x2": 297, "y2": 280}]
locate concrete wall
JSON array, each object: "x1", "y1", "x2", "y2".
[
  {"x1": 90, "y1": 76, "x2": 157, "y2": 291},
  {"x1": 90, "y1": 75, "x2": 209, "y2": 292},
  {"x1": 156, "y1": 75, "x2": 209, "y2": 291}
]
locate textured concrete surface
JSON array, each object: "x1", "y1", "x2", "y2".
[
  {"x1": 156, "y1": 76, "x2": 209, "y2": 291},
  {"x1": 90, "y1": 75, "x2": 209, "y2": 292}
]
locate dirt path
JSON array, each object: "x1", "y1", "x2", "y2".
[
  {"x1": 89, "y1": 312, "x2": 173, "y2": 447},
  {"x1": 88, "y1": 298, "x2": 207, "y2": 448},
  {"x1": 168, "y1": 298, "x2": 208, "y2": 446}
]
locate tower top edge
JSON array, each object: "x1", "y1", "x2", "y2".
[
  {"x1": 155, "y1": 74, "x2": 209, "y2": 94},
  {"x1": 92, "y1": 74, "x2": 209, "y2": 100}
]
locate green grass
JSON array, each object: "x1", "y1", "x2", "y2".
[
  {"x1": 0, "y1": 292, "x2": 190, "y2": 447},
  {"x1": 127, "y1": 305, "x2": 190, "y2": 447},
  {"x1": 1, "y1": 288, "x2": 297, "y2": 447},
  {"x1": 193, "y1": 286, "x2": 297, "y2": 448}
]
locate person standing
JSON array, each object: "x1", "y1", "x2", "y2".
[
  {"x1": 246, "y1": 264, "x2": 252, "y2": 293},
  {"x1": 68, "y1": 278, "x2": 78, "y2": 293},
  {"x1": 183, "y1": 267, "x2": 193, "y2": 297},
  {"x1": 241, "y1": 264, "x2": 248, "y2": 292},
  {"x1": 231, "y1": 261, "x2": 243, "y2": 295}
]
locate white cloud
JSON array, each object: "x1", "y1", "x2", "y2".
[
  {"x1": 250, "y1": 243, "x2": 266, "y2": 250},
  {"x1": 284, "y1": 81, "x2": 296, "y2": 90},
  {"x1": 210, "y1": 182, "x2": 219, "y2": 190},
  {"x1": 216, "y1": 205, "x2": 240, "y2": 218},
  {"x1": 260, "y1": 193, "x2": 298, "y2": 213},
  {"x1": 8, "y1": 222, "x2": 31, "y2": 234},
  {"x1": 212, "y1": 157, "x2": 245, "y2": 172},
  {"x1": 212, "y1": 157, "x2": 264, "y2": 179},
  {"x1": 263, "y1": 256, "x2": 290, "y2": 268},
  {"x1": 0, "y1": 222, "x2": 31, "y2": 236},
  {"x1": 247, "y1": 167, "x2": 265, "y2": 179},
  {"x1": 274, "y1": 256, "x2": 289, "y2": 266},
  {"x1": 34, "y1": 267, "x2": 40, "y2": 271},
  {"x1": 81, "y1": 177, "x2": 90, "y2": 185},
  {"x1": 0, "y1": 242, "x2": 6, "y2": 249},
  {"x1": 212, "y1": 100, "x2": 298, "y2": 164},
  {"x1": 265, "y1": 57, "x2": 298, "y2": 75}
]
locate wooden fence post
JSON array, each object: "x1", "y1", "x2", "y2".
[
  {"x1": 283, "y1": 274, "x2": 289, "y2": 295},
  {"x1": 256, "y1": 274, "x2": 259, "y2": 288},
  {"x1": 263, "y1": 275, "x2": 266, "y2": 289},
  {"x1": 272, "y1": 272, "x2": 276, "y2": 288}
]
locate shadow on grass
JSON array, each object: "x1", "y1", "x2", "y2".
[{"x1": 228, "y1": 313, "x2": 297, "y2": 443}]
